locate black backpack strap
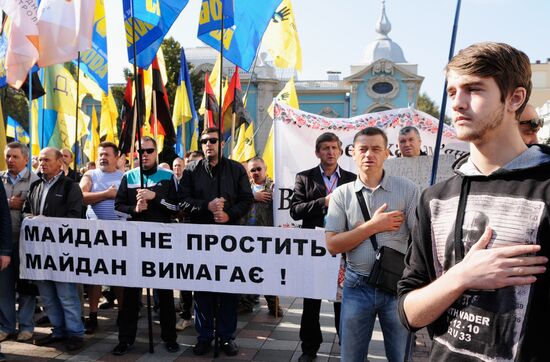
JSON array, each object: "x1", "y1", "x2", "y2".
[{"x1": 355, "y1": 190, "x2": 379, "y2": 251}]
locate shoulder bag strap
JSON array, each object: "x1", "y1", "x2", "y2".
[{"x1": 355, "y1": 190, "x2": 379, "y2": 251}]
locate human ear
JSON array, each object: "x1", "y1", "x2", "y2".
[{"x1": 507, "y1": 87, "x2": 527, "y2": 114}]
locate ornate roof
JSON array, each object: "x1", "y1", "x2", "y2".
[{"x1": 362, "y1": 1, "x2": 406, "y2": 65}]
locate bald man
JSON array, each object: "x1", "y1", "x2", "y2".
[{"x1": 518, "y1": 104, "x2": 542, "y2": 145}]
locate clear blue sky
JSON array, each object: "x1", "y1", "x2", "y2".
[{"x1": 106, "y1": 0, "x2": 550, "y2": 109}]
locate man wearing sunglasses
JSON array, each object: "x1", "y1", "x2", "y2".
[
  {"x1": 239, "y1": 157, "x2": 283, "y2": 317},
  {"x1": 518, "y1": 104, "x2": 542, "y2": 145},
  {"x1": 179, "y1": 127, "x2": 253, "y2": 357},
  {"x1": 113, "y1": 136, "x2": 180, "y2": 356}
]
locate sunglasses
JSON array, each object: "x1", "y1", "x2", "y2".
[
  {"x1": 519, "y1": 118, "x2": 543, "y2": 130},
  {"x1": 250, "y1": 167, "x2": 262, "y2": 173},
  {"x1": 200, "y1": 138, "x2": 219, "y2": 145},
  {"x1": 138, "y1": 148, "x2": 155, "y2": 155}
]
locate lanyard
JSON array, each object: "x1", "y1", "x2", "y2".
[{"x1": 323, "y1": 173, "x2": 339, "y2": 195}]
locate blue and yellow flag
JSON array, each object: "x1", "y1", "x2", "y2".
[
  {"x1": 133, "y1": 0, "x2": 161, "y2": 26},
  {"x1": 123, "y1": 0, "x2": 189, "y2": 69},
  {"x1": 197, "y1": 0, "x2": 234, "y2": 35},
  {"x1": 6, "y1": 116, "x2": 30, "y2": 144},
  {"x1": 198, "y1": 0, "x2": 281, "y2": 72},
  {"x1": 172, "y1": 48, "x2": 199, "y2": 156},
  {"x1": 40, "y1": 64, "x2": 89, "y2": 151},
  {"x1": 0, "y1": 32, "x2": 7, "y2": 88},
  {"x1": 80, "y1": 0, "x2": 109, "y2": 94}
]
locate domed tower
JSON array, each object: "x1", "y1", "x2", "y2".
[
  {"x1": 345, "y1": 0, "x2": 423, "y2": 115},
  {"x1": 362, "y1": 0, "x2": 406, "y2": 65}
]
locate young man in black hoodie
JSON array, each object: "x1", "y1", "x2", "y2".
[{"x1": 398, "y1": 42, "x2": 550, "y2": 361}]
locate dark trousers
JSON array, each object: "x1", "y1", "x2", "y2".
[
  {"x1": 179, "y1": 290, "x2": 193, "y2": 320},
  {"x1": 117, "y1": 288, "x2": 176, "y2": 344},
  {"x1": 194, "y1": 291, "x2": 239, "y2": 342},
  {"x1": 300, "y1": 298, "x2": 341, "y2": 355}
]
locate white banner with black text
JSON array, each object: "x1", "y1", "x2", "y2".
[{"x1": 20, "y1": 217, "x2": 338, "y2": 300}]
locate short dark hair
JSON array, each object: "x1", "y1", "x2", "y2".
[
  {"x1": 98, "y1": 141, "x2": 119, "y2": 156},
  {"x1": 353, "y1": 127, "x2": 388, "y2": 147},
  {"x1": 315, "y1": 132, "x2": 342, "y2": 152},
  {"x1": 446, "y1": 42, "x2": 532, "y2": 118},
  {"x1": 201, "y1": 127, "x2": 220, "y2": 136},
  {"x1": 6, "y1": 141, "x2": 29, "y2": 158},
  {"x1": 399, "y1": 126, "x2": 421, "y2": 138}
]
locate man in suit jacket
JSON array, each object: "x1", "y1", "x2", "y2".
[{"x1": 290, "y1": 132, "x2": 356, "y2": 362}]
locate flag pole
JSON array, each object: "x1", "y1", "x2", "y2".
[
  {"x1": 152, "y1": 89, "x2": 159, "y2": 163},
  {"x1": 129, "y1": 95, "x2": 138, "y2": 168},
  {"x1": 243, "y1": 42, "x2": 262, "y2": 102},
  {"x1": 129, "y1": 0, "x2": 154, "y2": 354},
  {"x1": 28, "y1": 69, "x2": 33, "y2": 171},
  {"x1": 429, "y1": 0, "x2": 462, "y2": 186},
  {"x1": 230, "y1": 112, "x2": 236, "y2": 158},
  {"x1": 74, "y1": 52, "x2": 81, "y2": 174},
  {"x1": 213, "y1": 2, "x2": 226, "y2": 358},
  {"x1": 217, "y1": 6, "x2": 225, "y2": 197}
]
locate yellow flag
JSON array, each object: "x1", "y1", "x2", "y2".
[
  {"x1": 84, "y1": 105, "x2": 100, "y2": 162},
  {"x1": 42, "y1": 64, "x2": 90, "y2": 150},
  {"x1": 30, "y1": 99, "x2": 40, "y2": 157},
  {"x1": 263, "y1": 0, "x2": 302, "y2": 71},
  {"x1": 231, "y1": 123, "x2": 246, "y2": 161},
  {"x1": 268, "y1": 76, "x2": 299, "y2": 117},
  {"x1": 142, "y1": 65, "x2": 153, "y2": 137},
  {"x1": 261, "y1": 125, "x2": 274, "y2": 179},
  {"x1": 79, "y1": 70, "x2": 103, "y2": 101},
  {"x1": 209, "y1": 54, "x2": 222, "y2": 103},
  {"x1": 233, "y1": 122, "x2": 255, "y2": 162},
  {"x1": 99, "y1": 90, "x2": 118, "y2": 143},
  {"x1": 0, "y1": 102, "x2": 7, "y2": 170}
]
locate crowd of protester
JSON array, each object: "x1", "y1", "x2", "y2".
[{"x1": 1, "y1": 42, "x2": 549, "y2": 362}]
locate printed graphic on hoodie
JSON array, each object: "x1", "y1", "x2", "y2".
[{"x1": 429, "y1": 194, "x2": 545, "y2": 361}]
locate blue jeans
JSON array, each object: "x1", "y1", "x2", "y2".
[
  {"x1": 37, "y1": 281, "x2": 84, "y2": 338},
  {"x1": 194, "y1": 291, "x2": 239, "y2": 343},
  {"x1": 340, "y1": 269, "x2": 407, "y2": 362}
]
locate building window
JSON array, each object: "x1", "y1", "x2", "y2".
[{"x1": 372, "y1": 82, "x2": 393, "y2": 94}]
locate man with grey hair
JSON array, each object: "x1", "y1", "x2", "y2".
[
  {"x1": 397, "y1": 126, "x2": 426, "y2": 157},
  {"x1": 0, "y1": 142, "x2": 39, "y2": 343},
  {"x1": 23, "y1": 147, "x2": 85, "y2": 351}
]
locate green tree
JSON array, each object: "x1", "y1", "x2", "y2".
[{"x1": 417, "y1": 93, "x2": 451, "y2": 125}]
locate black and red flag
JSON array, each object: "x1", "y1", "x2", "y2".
[
  {"x1": 118, "y1": 73, "x2": 145, "y2": 155},
  {"x1": 149, "y1": 56, "x2": 176, "y2": 145},
  {"x1": 204, "y1": 72, "x2": 219, "y2": 128},
  {"x1": 221, "y1": 67, "x2": 248, "y2": 139}
]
